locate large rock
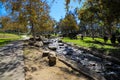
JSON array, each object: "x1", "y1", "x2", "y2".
[
  {"x1": 58, "y1": 43, "x2": 64, "y2": 46},
  {"x1": 48, "y1": 45, "x2": 57, "y2": 50},
  {"x1": 48, "y1": 51, "x2": 56, "y2": 66},
  {"x1": 43, "y1": 40, "x2": 50, "y2": 45},
  {"x1": 34, "y1": 41, "x2": 43, "y2": 47}
]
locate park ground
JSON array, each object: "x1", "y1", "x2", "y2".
[
  {"x1": 0, "y1": 33, "x2": 120, "y2": 80},
  {"x1": 24, "y1": 46, "x2": 90, "y2": 80},
  {"x1": 0, "y1": 33, "x2": 90, "y2": 80},
  {"x1": 0, "y1": 33, "x2": 120, "y2": 59}
]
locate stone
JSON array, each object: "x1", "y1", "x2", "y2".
[
  {"x1": 42, "y1": 50, "x2": 49, "y2": 57},
  {"x1": 29, "y1": 37, "x2": 34, "y2": 41},
  {"x1": 24, "y1": 66, "x2": 30, "y2": 72},
  {"x1": 36, "y1": 37, "x2": 42, "y2": 41},
  {"x1": 43, "y1": 40, "x2": 49, "y2": 45},
  {"x1": 58, "y1": 43, "x2": 64, "y2": 46},
  {"x1": 34, "y1": 41, "x2": 43, "y2": 47},
  {"x1": 48, "y1": 51, "x2": 56, "y2": 66},
  {"x1": 48, "y1": 51, "x2": 56, "y2": 57},
  {"x1": 31, "y1": 66, "x2": 37, "y2": 72},
  {"x1": 48, "y1": 55, "x2": 56, "y2": 66},
  {"x1": 48, "y1": 45, "x2": 57, "y2": 50}
]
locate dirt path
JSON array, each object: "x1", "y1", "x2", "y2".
[
  {"x1": 0, "y1": 41, "x2": 25, "y2": 80},
  {"x1": 0, "y1": 40, "x2": 91, "y2": 80},
  {"x1": 24, "y1": 46, "x2": 90, "y2": 80}
]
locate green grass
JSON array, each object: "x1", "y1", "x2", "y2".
[
  {"x1": 62, "y1": 37, "x2": 120, "y2": 56},
  {"x1": 0, "y1": 33, "x2": 21, "y2": 46}
]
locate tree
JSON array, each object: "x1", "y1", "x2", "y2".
[
  {"x1": 1, "y1": 16, "x2": 28, "y2": 33},
  {"x1": 58, "y1": 12, "x2": 79, "y2": 38},
  {"x1": 1, "y1": 0, "x2": 51, "y2": 42},
  {"x1": 78, "y1": 0, "x2": 120, "y2": 37},
  {"x1": 78, "y1": 6, "x2": 98, "y2": 39},
  {"x1": 1, "y1": 16, "x2": 11, "y2": 29}
]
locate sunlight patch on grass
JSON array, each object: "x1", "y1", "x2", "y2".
[
  {"x1": 0, "y1": 33, "x2": 20, "y2": 39},
  {"x1": 0, "y1": 33, "x2": 21, "y2": 46}
]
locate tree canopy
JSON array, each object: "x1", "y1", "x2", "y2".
[
  {"x1": 0, "y1": 0, "x2": 56, "y2": 41},
  {"x1": 58, "y1": 12, "x2": 79, "y2": 33},
  {"x1": 77, "y1": 0, "x2": 120, "y2": 37}
]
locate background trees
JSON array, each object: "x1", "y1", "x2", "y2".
[
  {"x1": 77, "y1": 0, "x2": 120, "y2": 38},
  {"x1": 1, "y1": 0, "x2": 120, "y2": 42},
  {"x1": 58, "y1": 12, "x2": 79, "y2": 39}
]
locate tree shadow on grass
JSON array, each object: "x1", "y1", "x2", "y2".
[
  {"x1": 0, "y1": 39, "x2": 12, "y2": 46},
  {"x1": 103, "y1": 48, "x2": 120, "y2": 59},
  {"x1": 84, "y1": 40, "x2": 120, "y2": 47},
  {"x1": 89, "y1": 45, "x2": 120, "y2": 60}
]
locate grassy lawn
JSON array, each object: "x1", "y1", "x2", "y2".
[
  {"x1": 62, "y1": 37, "x2": 120, "y2": 58},
  {"x1": 0, "y1": 33, "x2": 21, "y2": 46}
]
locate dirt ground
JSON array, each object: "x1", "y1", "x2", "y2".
[{"x1": 23, "y1": 46, "x2": 90, "y2": 80}]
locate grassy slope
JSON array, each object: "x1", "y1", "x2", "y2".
[
  {"x1": 0, "y1": 33, "x2": 21, "y2": 46},
  {"x1": 62, "y1": 37, "x2": 120, "y2": 57}
]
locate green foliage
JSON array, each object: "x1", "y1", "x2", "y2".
[
  {"x1": 58, "y1": 12, "x2": 79, "y2": 32},
  {"x1": 0, "y1": 33, "x2": 20, "y2": 39},
  {"x1": 1, "y1": 0, "x2": 55, "y2": 41},
  {"x1": 77, "y1": 0, "x2": 120, "y2": 36},
  {"x1": 62, "y1": 37, "x2": 116, "y2": 54}
]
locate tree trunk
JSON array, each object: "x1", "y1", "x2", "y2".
[
  {"x1": 31, "y1": 23, "x2": 36, "y2": 42},
  {"x1": 91, "y1": 23, "x2": 94, "y2": 40}
]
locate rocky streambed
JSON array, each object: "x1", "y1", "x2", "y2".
[{"x1": 45, "y1": 38, "x2": 120, "y2": 80}]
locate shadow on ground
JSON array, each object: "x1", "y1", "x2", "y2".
[
  {"x1": 89, "y1": 45, "x2": 120, "y2": 59},
  {"x1": 0, "y1": 41, "x2": 24, "y2": 79},
  {"x1": 84, "y1": 40, "x2": 120, "y2": 47}
]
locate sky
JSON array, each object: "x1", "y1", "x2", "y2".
[
  {"x1": 0, "y1": 3, "x2": 7, "y2": 17},
  {"x1": 0, "y1": 0, "x2": 85, "y2": 22},
  {"x1": 49, "y1": 0, "x2": 85, "y2": 22}
]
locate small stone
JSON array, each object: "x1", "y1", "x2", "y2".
[
  {"x1": 36, "y1": 37, "x2": 42, "y2": 41},
  {"x1": 42, "y1": 51, "x2": 49, "y2": 57},
  {"x1": 34, "y1": 41, "x2": 43, "y2": 47},
  {"x1": 24, "y1": 66, "x2": 30, "y2": 72},
  {"x1": 31, "y1": 66, "x2": 37, "y2": 72}
]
